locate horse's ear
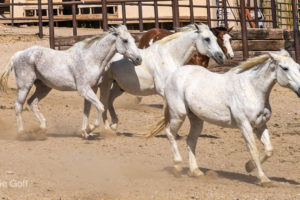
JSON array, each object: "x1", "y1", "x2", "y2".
[
  {"x1": 280, "y1": 49, "x2": 290, "y2": 57},
  {"x1": 210, "y1": 28, "x2": 217, "y2": 35},
  {"x1": 194, "y1": 23, "x2": 200, "y2": 33},
  {"x1": 227, "y1": 26, "x2": 234, "y2": 33},
  {"x1": 268, "y1": 52, "x2": 280, "y2": 61},
  {"x1": 109, "y1": 26, "x2": 119, "y2": 36}
]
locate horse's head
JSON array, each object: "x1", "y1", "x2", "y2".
[
  {"x1": 270, "y1": 49, "x2": 300, "y2": 97},
  {"x1": 194, "y1": 23, "x2": 225, "y2": 65},
  {"x1": 212, "y1": 27, "x2": 234, "y2": 59},
  {"x1": 110, "y1": 25, "x2": 142, "y2": 65}
]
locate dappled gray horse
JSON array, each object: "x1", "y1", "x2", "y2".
[{"x1": 0, "y1": 25, "x2": 142, "y2": 139}]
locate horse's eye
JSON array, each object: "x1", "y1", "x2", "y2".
[
  {"x1": 281, "y1": 66, "x2": 289, "y2": 71},
  {"x1": 205, "y1": 38, "x2": 210, "y2": 43},
  {"x1": 123, "y1": 39, "x2": 128, "y2": 44}
]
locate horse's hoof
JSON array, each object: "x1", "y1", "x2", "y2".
[
  {"x1": 187, "y1": 169, "x2": 204, "y2": 178},
  {"x1": 83, "y1": 132, "x2": 99, "y2": 140},
  {"x1": 257, "y1": 176, "x2": 273, "y2": 187},
  {"x1": 245, "y1": 160, "x2": 256, "y2": 173},
  {"x1": 258, "y1": 181, "x2": 274, "y2": 187},
  {"x1": 110, "y1": 124, "x2": 118, "y2": 131},
  {"x1": 87, "y1": 124, "x2": 97, "y2": 134}
]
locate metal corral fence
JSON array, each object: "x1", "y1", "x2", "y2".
[{"x1": 0, "y1": 0, "x2": 299, "y2": 62}]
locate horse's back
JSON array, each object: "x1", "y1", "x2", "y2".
[{"x1": 138, "y1": 28, "x2": 172, "y2": 49}]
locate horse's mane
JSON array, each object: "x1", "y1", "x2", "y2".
[
  {"x1": 155, "y1": 24, "x2": 197, "y2": 45},
  {"x1": 81, "y1": 33, "x2": 109, "y2": 48},
  {"x1": 230, "y1": 54, "x2": 270, "y2": 73},
  {"x1": 231, "y1": 50, "x2": 291, "y2": 73},
  {"x1": 76, "y1": 25, "x2": 126, "y2": 49}
]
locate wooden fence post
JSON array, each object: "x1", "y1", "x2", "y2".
[
  {"x1": 206, "y1": 0, "x2": 211, "y2": 27},
  {"x1": 102, "y1": 0, "x2": 108, "y2": 31},
  {"x1": 154, "y1": 0, "x2": 159, "y2": 28},
  {"x1": 189, "y1": 0, "x2": 194, "y2": 24},
  {"x1": 38, "y1": 0, "x2": 43, "y2": 38},
  {"x1": 138, "y1": 1, "x2": 143, "y2": 32},
  {"x1": 72, "y1": 3, "x2": 77, "y2": 36},
  {"x1": 172, "y1": 0, "x2": 179, "y2": 29},
  {"x1": 48, "y1": 0, "x2": 55, "y2": 49},
  {"x1": 292, "y1": 0, "x2": 300, "y2": 63},
  {"x1": 270, "y1": 0, "x2": 278, "y2": 28},
  {"x1": 240, "y1": 0, "x2": 249, "y2": 60},
  {"x1": 11, "y1": 0, "x2": 14, "y2": 26}
]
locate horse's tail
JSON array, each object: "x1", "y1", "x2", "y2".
[
  {"x1": 145, "y1": 100, "x2": 170, "y2": 138},
  {"x1": 0, "y1": 52, "x2": 20, "y2": 92}
]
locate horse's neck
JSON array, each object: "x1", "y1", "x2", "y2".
[
  {"x1": 240, "y1": 60, "x2": 276, "y2": 100},
  {"x1": 90, "y1": 34, "x2": 117, "y2": 69},
  {"x1": 163, "y1": 31, "x2": 197, "y2": 66}
]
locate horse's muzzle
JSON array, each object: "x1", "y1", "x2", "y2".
[
  {"x1": 133, "y1": 56, "x2": 142, "y2": 65},
  {"x1": 213, "y1": 52, "x2": 224, "y2": 65}
]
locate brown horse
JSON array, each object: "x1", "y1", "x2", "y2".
[{"x1": 138, "y1": 26, "x2": 234, "y2": 67}]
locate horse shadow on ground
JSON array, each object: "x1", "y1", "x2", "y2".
[
  {"x1": 142, "y1": 104, "x2": 164, "y2": 109},
  {"x1": 116, "y1": 132, "x2": 134, "y2": 137},
  {"x1": 155, "y1": 134, "x2": 219, "y2": 140},
  {"x1": 47, "y1": 131, "x2": 101, "y2": 140},
  {"x1": 163, "y1": 167, "x2": 300, "y2": 186},
  {"x1": 115, "y1": 132, "x2": 219, "y2": 140}
]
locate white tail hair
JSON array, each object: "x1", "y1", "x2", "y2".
[{"x1": 0, "y1": 51, "x2": 20, "y2": 92}]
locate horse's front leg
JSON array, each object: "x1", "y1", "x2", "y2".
[
  {"x1": 245, "y1": 125, "x2": 273, "y2": 173},
  {"x1": 80, "y1": 86, "x2": 103, "y2": 139},
  {"x1": 186, "y1": 113, "x2": 204, "y2": 177},
  {"x1": 239, "y1": 121, "x2": 271, "y2": 185}
]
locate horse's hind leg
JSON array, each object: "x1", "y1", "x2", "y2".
[
  {"x1": 15, "y1": 88, "x2": 31, "y2": 133},
  {"x1": 245, "y1": 125, "x2": 273, "y2": 173},
  {"x1": 99, "y1": 78, "x2": 114, "y2": 131},
  {"x1": 186, "y1": 112, "x2": 204, "y2": 177},
  {"x1": 81, "y1": 87, "x2": 98, "y2": 136},
  {"x1": 27, "y1": 80, "x2": 52, "y2": 131},
  {"x1": 15, "y1": 79, "x2": 35, "y2": 134},
  {"x1": 107, "y1": 82, "x2": 124, "y2": 131}
]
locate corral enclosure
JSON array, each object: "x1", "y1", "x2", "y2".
[
  {"x1": 1, "y1": 0, "x2": 300, "y2": 61},
  {"x1": 0, "y1": 26, "x2": 300, "y2": 199}
]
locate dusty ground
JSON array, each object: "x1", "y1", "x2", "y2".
[{"x1": 0, "y1": 25, "x2": 300, "y2": 200}]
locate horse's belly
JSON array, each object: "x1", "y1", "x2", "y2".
[
  {"x1": 111, "y1": 64, "x2": 156, "y2": 96},
  {"x1": 117, "y1": 77, "x2": 156, "y2": 96},
  {"x1": 37, "y1": 72, "x2": 77, "y2": 91},
  {"x1": 187, "y1": 98, "x2": 234, "y2": 127}
]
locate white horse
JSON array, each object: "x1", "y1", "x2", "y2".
[
  {"x1": 0, "y1": 25, "x2": 142, "y2": 139},
  {"x1": 149, "y1": 49, "x2": 300, "y2": 185},
  {"x1": 99, "y1": 23, "x2": 228, "y2": 131}
]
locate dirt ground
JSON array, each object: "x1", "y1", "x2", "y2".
[{"x1": 0, "y1": 25, "x2": 300, "y2": 200}]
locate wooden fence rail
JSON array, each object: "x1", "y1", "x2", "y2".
[{"x1": 0, "y1": 0, "x2": 299, "y2": 62}]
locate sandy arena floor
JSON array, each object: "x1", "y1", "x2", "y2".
[{"x1": 0, "y1": 25, "x2": 300, "y2": 200}]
